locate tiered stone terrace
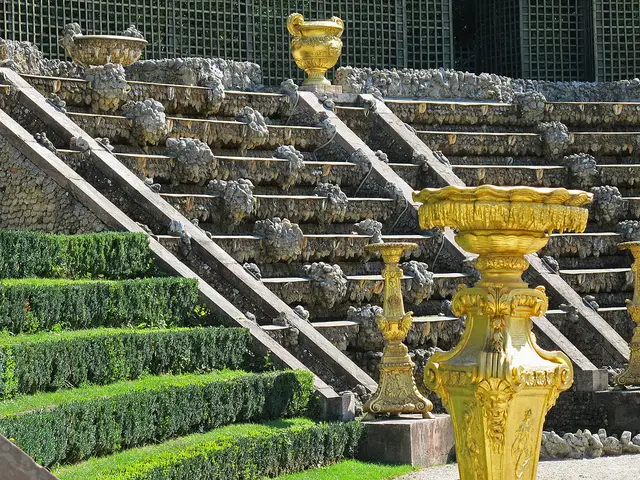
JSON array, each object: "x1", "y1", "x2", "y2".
[
  {"x1": 335, "y1": 93, "x2": 638, "y2": 381},
  {"x1": 4, "y1": 71, "x2": 468, "y2": 397}
]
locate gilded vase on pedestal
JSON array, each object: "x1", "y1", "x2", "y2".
[
  {"x1": 363, "y1": 242, "x2": 433, "y2": 418},
  {"x1": 412, "y1": 185, "x2": 592, "y2": 480},
  {"x1": 616, "y1": 242, "x2": 640, "y2": 386},
  {"x1": 287, "y1": 13, "x2": 344, "y2": 86}
]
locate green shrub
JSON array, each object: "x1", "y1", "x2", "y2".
[
  {"x1": 53, "y1": 418, "x2": 362, "y2": 480},
  {"x1": 0, "y1": 230, "x2": 154, "y2": 279},
  {"x1": 0, "y1": 277, "x2": 199, "y2": 333},
  {"x1": 0, "y1": 327, "x2": 252, "y2": 399},
  {"x1": 0, "y1": 370, "x2": 315, "y2": 467}
]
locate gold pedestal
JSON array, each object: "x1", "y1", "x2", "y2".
[
  {"x1": 616, "y1": 242, "x2": 640, "y2": 386},
  {"x1": 287, "y1": 13, "x2": 344, "y2": 87},
  {"x1": 364, "y1": 243, "x2": 433, "y2": 419},
  {"x1": 413, "y1": 186, "x2": 592, "y2": 480}
]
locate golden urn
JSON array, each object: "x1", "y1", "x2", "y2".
[
  {"x1": 287, "y1": 13, "x2": 344, "y2": 86},
  {"x1": 616, "y1": 241, "x2": 640, "y2": 386},
  {"x1": 413, "y1": 185, "x2": 592, "y2": 480},
  {"x1": 363, "y1": 242, "x2": 433, "y2": 418}
]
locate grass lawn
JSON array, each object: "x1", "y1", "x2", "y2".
[{"x1": 272, "y1": 460, "x2": 419, "y2": 479}]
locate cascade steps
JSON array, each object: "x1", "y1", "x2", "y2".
[
  {"x1": 11, "y1": 71, "x2": 444, "y2": 394},
  {"x1": 333, "y1": 93, "x2": 635, "y2": 378},
  {"x1": 156, "y1": 233, "x2": 440, "y2": 264},
  {"x1": 66, "y1": 111, "x2": 327, "y2": 150},
  {"x1": 22, "y1": 74, "x2": 292, "y2": 118},
  {"x1": 382, "y1": 97, "x2": 640, "y2": 127}
]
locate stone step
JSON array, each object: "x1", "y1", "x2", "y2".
[
  {"x1": 597, "y1": 306, "x2": 635, "y2": 342},
  {"x1": 156, "y1": 233, "x2": 439, "y2": 264},
  {"x1": 599, "y1": 164, "x2": 640, "y2": 189},
  {"x1": 453, "y1": 164, "x2": 566, "y2": 187},
  {"x1": 416, "y1": 130, "x2": 640, "y2": 157},
  {"x1": 545, "y1": 101, "x2": 640, "y2": 128},
  {"x1": 558, "y1": 267, "x2": 634, "y2": 294},
  {"x1": 300, "y1": 315, "x2": 460, "y2": 352},
  {"x1": 385, "y1": 98, "x2": 640, "y2": 128},
  {"x1": 22, "y1": 74, "x2": 291, "y2": 117},
  {"x1": 159, "y1": 193, "x2": 401, "y2": 227},
  {"x1": 66, "y1": 112, "x2": 326, "y2": 150},
  {"x1": 112, "y1": 152, "x2": 364, "y2": 188},
  {"x1": 384, "y1": 99, "x2": 518, "y2": 126},
  {"x1": 261, "y1": 272, "x2": 469, "y2": 308},
  {"x1": 416, "y1": 130, "x2": 542, "y2": 156},
  {"x1": 365, "y1": 161, "x2": 640, "y2": 192},
  {"x1": 543, "y1": 233, "x2": 622, "y2": 259},
  {"x1": 556, "y1": 254, "x2": 630, "y2": 270}
]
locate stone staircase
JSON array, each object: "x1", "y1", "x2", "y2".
[
  {"x1": 335, "y1": 93, "x2": 637, "y2": 384},
  {"x1": 0, "y1": 68, "x2": 470, "y2": 403}
]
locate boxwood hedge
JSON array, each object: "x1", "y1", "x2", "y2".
[
  {"x1": 0, "y1": 277, "x2": 199, "y2": 333},
  {"x1": 0, "y1": 327, "x2": 252, "y2": 399},
  {"x1": 0, "y1": 370, "x2": 314, "y2": 467},
  {"x1": 0, "y1": 230, "x2": 154, "y2": 279},
  {"x1": 53, "y1": 418, "x2": 362, "y2": 480}
]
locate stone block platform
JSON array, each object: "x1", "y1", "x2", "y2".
[
  {"x1": 357, "y1": 414, "x2": 454, "y2": 467},
  {"x1": 594, "y1": 389, "x2": 640, "y2": 434}
]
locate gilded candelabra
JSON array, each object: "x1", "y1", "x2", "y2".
[
  {"x1": 363, "y1": 242, "x2": 433, "y2": 418},
  {"x1": 287, "y1": 13, "x2": 344, "y2": 86},
  {"x1": 412, "y1": 185, "x2": 592, "y2": 480},
  {"x1": 616, "y1": 242, "x2": 640, "y2": 386}
]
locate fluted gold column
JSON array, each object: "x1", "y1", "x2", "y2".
[
  {"x1": 413, "y1": 186, "x2": 592, "y2": 480},
  {"x1": 363, "y1": 242, "x2": 433, "y2": 418},
  {"x1": 616, "y1": 242, "x2": 640, "y2": 386}
]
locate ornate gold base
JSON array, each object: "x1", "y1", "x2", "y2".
[
  {"x1": 616, "y1": 303, "x2": 640, "y2": 386},
  {"x1": 302, "y1": 70, "x2": 331, "y2": 87},
  {"x1": 364, "y1": 342, "x2": 434, "y2": 418},
  {"x1": 413, "y1": 186, "x2": 592, "y2": 480},
  {"x1": 616, "y1": 243, "x2": 640, "y2": 387}
]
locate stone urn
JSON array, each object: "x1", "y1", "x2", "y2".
[
  {"x1": 287, "y1": 13, "x2": 344, "y2": 86},
  {"x1": 60, "y1": 23, "x2": 147, "y2": 67},
  {"x1": 412, "y1": 185, "x2": 592, "y2": 480}
]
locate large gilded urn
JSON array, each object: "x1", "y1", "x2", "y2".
[
  {"x1": 287, "y1": 13, "x2": 344, "y2": 86},
  {"x1": 412, "y1": 185, "x2": 592, "y2": 480}
]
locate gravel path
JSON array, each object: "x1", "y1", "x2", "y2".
[{"x1": 397, "y1": 454, "x2": 640, "y2": 480}]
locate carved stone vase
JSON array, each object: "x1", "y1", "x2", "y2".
[
  {"x1": 61, "y1": 25, "x2": 147, "y2": 67},
  {"x1": 363, "y1": 242, "x2": 433, "y2": 418},
  {"x1": 412, "y1": 185, "x2": 592, "y2": 480},
  {"x1": 616, "y1": 241, "x2": 640, "y2": 386},
  {"x1": 287, "y1": 13, "x2": 344, "y2": 86}
]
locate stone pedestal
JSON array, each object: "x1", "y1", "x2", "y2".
[
  {"x1": 594, "y1": 389, "x2": 640, "y2": 434},
  {"x1": 358, "y1": 414, "x2": 454, "y2": 467},
  {"x1": 300, "y1": 84, "x2": 343, "y2": 94}
]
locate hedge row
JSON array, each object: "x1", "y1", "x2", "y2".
[
  {"x1": 0, "y1": 370, "x2": 315, "y2": 467},
  {"x1": 0, "y1": 230, "x2": 155, "y2": 279},
  {"x1": 0, "y1": 327, "x2": 252, "y2": 399},
  {"x1": 0, "y1": 277, "x2": 199, "y2": 333},
  {"x1": 53, "y1": 418, "x2": 362, "y2": 480}
]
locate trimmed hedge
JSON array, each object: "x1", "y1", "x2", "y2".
[
  {"x1": 0, "y1": 370, "x2": 315, "y2": 467},
  {"x1": 53, "y1": 418, "x2": 362, "y2": 480},
  {"x1": 0, "y1": 277, "x2": 199, "y2": 333},
  {"x1": 0, "y1": 230, "x2": 154, "y2": 279},
  {"x1": 0, "y1": 327, "x2": 252, "y2": 399}
]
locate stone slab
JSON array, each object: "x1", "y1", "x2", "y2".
[
  {"x1": 594, "y1": 389, "x2": 640, "y2": 434},
  {"x1": 0, "y1": 434, "x2": 59, "y2": 479},
  {"x1": 300, "y1": 84, "x2": 343, "y2": 93},
  {"x1": 358, "y1": 414, "x2": 455, "y2": 468}
]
